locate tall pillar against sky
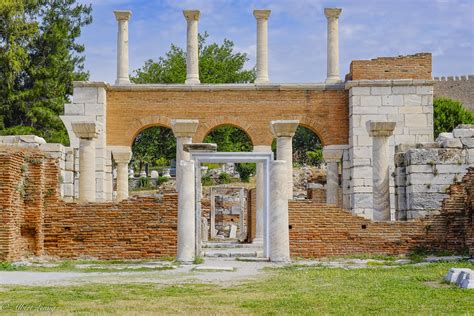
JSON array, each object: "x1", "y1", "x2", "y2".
[
  {"x1": 253, "y1": 9, "x2": 271, "y2": 84},
  {"x1": 324, "y1": 8, "x2": 342, "y2": 83},
  {"x1": 114, "y1": 10, "x2": 132, "y2": 85},
  {"x1": 183, "y1": 10, "x2": 200, "y2": 84}
]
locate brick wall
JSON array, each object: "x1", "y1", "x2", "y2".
[
  {"x1": 289, "y1": 168, "x2": 474, "y2": 258},
  {"x1": 348, "y1": 53, "x2": 432, "y2": 81},
  {"x1": 307, "y1": 188, "x2": 326, "y2": 203}
]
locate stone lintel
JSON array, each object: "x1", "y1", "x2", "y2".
[
  {"x1": 183, "y1": 143, "x2": 217, "y2": 153},
  {"x1": 253, "y1": 9, "x2": 271, "y2": 19},
  {"x1": 322, "y1": 144, "x2": 347, "y2": 161},
  {"x1": 253, "y1": 145, "x2": 272, "y2": 152},
  {"x1": 270, "y1": 120, "x2": 299, "y2": 137},
  {"x1": 324, "y1": 8, "x2": 342, "y2": 19},
  {"x1": 114, "y1": 10, "x2": 132, "y2": 21},
  {"x1": 171, "y1": 119, "x2": 199, "y2": 137},
  {"x1": 71, "y1": 121, "x2": 102, "y2": 139},
  {"x1": 110, "y1": 146, "x2": 132, "y2": 163},
  {"x1": 368, "y1": 121, "x2": 396, "y2": 137},
  {"x1": 73, "y1": 81, "x2": 110, "y2": 89},
  {"x1": 345, "y1": 79, "x2": 435, "y2": 89},
  {"x1": 183, "y1": 10, "x2": 200, "y2": 21}
]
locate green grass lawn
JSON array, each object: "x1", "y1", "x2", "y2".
[{"x1": 0, "y1": 261, "x2": 473, "y2": 315}]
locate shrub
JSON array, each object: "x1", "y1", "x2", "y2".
[
  {"x1": 139, "y1": 177, "x2": 150, "y2": 188},
  {"x1": 236, "y1": 163, "x2": 255, "y2": 182},
  {"x1": 218, "y1": 172, "x2": 232, "y2": 184},
  {"x1": 307, "y1": 148, "x2": 324, "y2": 167},
  {"x1": 156, "y1": 176, "x2": 169, "y2": 186},
  {"x1": 201, "y1": 175, "x2": 214, "y2": 186},
  {"x1": 434, "y1": 97, "x2": 474, "y2": 137}
]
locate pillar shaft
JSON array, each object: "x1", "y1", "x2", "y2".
[
  {"x1": 277, "y1": 137, "x2": 293, "y2": 200},
  {"x1": 114, "y1": 11, "x2": 132, "y2": 85},
  {"x1": 177, "y1": 160, "x2": 195, "y2": 263},
  {"x1": 253, "y1": 10, "x2": 271, "y2": 84},
  {"x1": 253, "y1": 145, "x2": 271, "y2": 243},
  {"x1": 116, "y1": 162, "x2": 129, "y2": 201},
  {"x1": 324, "y1": 8, "x2": 342, "y2": 83},
  {"x1": 183, "y1": 10, "x2": 200, "y2": 84},
  {"x1": 176, "y1": 136, "x2": 192, "y2": 190},
  {"x1": 78, "y1": 138, "x2": 96, "y2": 202},
  {"x1": 326, "y1": 161, "x2": 339, "y2": 204},
  {"x1": 270, "y1": 160, "x2": 290, "y2": 262},
  {"x1": 171, "y1": 119, "x2": 199, "y2": 192}
]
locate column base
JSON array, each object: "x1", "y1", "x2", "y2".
[
  {"x1": 115, "y1": 78, "x2": 131, "y2": 85},
  {"x1": 255, "y1": 78, "x2": 270, "y2": 84},
  {"x1": 325, "y1": 77, "x2": 342, "y2": 84},
  {"x1": 185, "y1": 78, "x2": 200, "y2": 84}
]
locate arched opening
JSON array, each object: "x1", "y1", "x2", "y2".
[
  {"x1": 128, "y1": 125, "x2": 176, "y2": 195},
  {"x1": 272, "y1": 125, "x2": 325, "y2": 199},
  {"x1": 201, "y1": 125, "x2": 254, "y2": 242}
]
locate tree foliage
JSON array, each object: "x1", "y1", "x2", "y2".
[
  {"x1": 433, "y1": 97, "x2": 474, "y2": 137},
  {"x1": 0, "y1": 0, "x2": 92, "y2": 144},
  {"x1": 204, "y1": 125, "x2": 253, "y2": 152},
  {"x1": 131, "y1": 126, "x2": 176, "y2": 171}
]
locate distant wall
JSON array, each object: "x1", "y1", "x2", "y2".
[{"x1": 433, "y1": 76, "x2": 474, "y2": 111}]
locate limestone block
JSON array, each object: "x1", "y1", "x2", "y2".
[
  {"x1": 399, "y1": 106, "x2": 424, "y2": 115},
  {"x1": 97, "y1": 87, "x2": 106, "y2": 104},
  {"x1": 14, "y1": 135, "x2": 46, "y2": 144},
  {"x1": 150, "y1": 170, "x2": 159, "y2": 179},
  {"x1": 351, "y1": 158, "x2": 371, "y2": 166},
  {"x1": 351, "y1": 87, "x2": 370, "y2": 95},
  {"x1": 377, "y1": 106, "x2": 398, "y2": 115},
  {"x1": 416, "y1": 86, "x2": 433, "y2": 95},
  {"x1": 352, "y1": 193, "x2": 373, "y2": 208},
  {"x1": 394, "y1": 134, "x2": 416, "y2": 145},
  {"x1": 421, "y1": 95, "x2": 433, "y2": 106},
  {"x1": 441, "y1": 138, "x2": 462, "y2": 149},
  {"x1": 382, "y1": 95, "x2": 404, "y2": 107},
  {"x1": 352, "y1": 146, "x2": 372, "y2": 159},
  {"x1": 455, "y1": 270, "x2": 472, "y2": 286},
  {"x1": 461, "y1": 138, "x2": 474, "y2": 148},
  {"x1": 73, "y1": 87, "x2": 99, "y2": 104},
  {"x1": 435, "y1": 132, "x2": 453, "y2": 143},
  {"x1": 352, "y1": 107, "x2": 378, "y2": 115},
  {"x1": 84, "y1": 103, "x2": 106, "y2": 116},
  {"x1": 405, "y1": 114, "x2": 428, "y2": 127},
  {"x1": 406, "y1": 184, "x2": 449, "y2": 194},
  {"x1": 357, "y1": 135, "x2": 372, "y2": 146},
  {"x1": 453, "y1": 128, "x2": 474, "y2": 138},
  {"x1": 64, "y1": 103, "x2": 85, "y2": 115},
  {"x1": 360, "y1": 96, "x2": 382, "y2": 106},
  {"x1": 407, "y1": 192, "x2": 447, "y2": 210},
  {"x1": 408, "y1": 173, "x2": 460, "y2": 185},
  {"x1": 392, "y1": 86, "x2": 416, "y2": 94},
  {"x1": 63, "y1": 183, "x2": 74, "y2": 197},
  {"x1": 62, "y1": 171, "x2": 74, "y2": 184},
  {"x1": 403, "y1": 95, "x2": 422, "y2": 106},
  {"x1": 353, "y1": 186, "x2": 372, "y2": 193},
  {"x1": 351, "y1": 166, "x2": 373, "y2": 179},
  {"x1": 349, "y1": 96, "x2": 360, "y2": 106},
  {"x1": 370, "y1": 86, "x2": 391, "y2": 95},
  {"x1": 460, "y1": 272, "x2": 474, "y2": 289}
]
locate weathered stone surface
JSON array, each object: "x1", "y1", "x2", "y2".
[
  {"x1": 453, "y1": 128, "x2": 474, "y2": 138},
  {"x1": 461, "y1": 138, "x2": 474, "y2": 148},
  {"x1": 441, "y1": 138, "x2": 462, "y2": 149},
  {"x1": 183, "y1": 143, "x2": 217, "y2": 152},
  {"x1": 435, "y1": 132, "x2": 453, "y2": 142}
]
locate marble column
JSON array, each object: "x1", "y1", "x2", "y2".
[
  {"x1": 171, "y1": 119, "x2": 199, "y2": 192},
  {"x1": 253, "y1": 9, "x2": 271, "y2": 84},
  {"x1": 324, "y1": 8, "x2": 342, "y2": 83},
  {"x1": 177, "y1": 160, "x2": 196, "y2": 263},
  {"x1": 368, "y1": 121, "x2": 396, "y2": 221},
  {"x1": 269, "y1": 160, "x2": 290, "y2": 262},
  {"x1": 322, "y1": 145, "x2": 344, "y2": 205},
  {"x1": 72, "y1": 122, "x2": 101, "y2": 203},
  {"x1": 253, "y1": 145, "x2": 272, "y2": 244},
  {"x1": 270, "y1": 120, "x2": 299, "y2": 200},
  {"x1": 111, "y1": 146, "x2": 132, "y2": 202},
  {"x1": 114, "y1": 10, "x2": 132, "y2": 85},
  {"x1": 183, "y1": 10, "x2": 200, "y2": 84}
]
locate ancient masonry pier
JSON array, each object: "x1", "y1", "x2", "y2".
[
  {"x1": 177, "y1": 160, "x2": 196, "y2": 263},
  {"x1": 271, "y1": 120, "x2": 299, "y2": 200},
  {"x1": 324, "y1": 8, "x2": 342, "y2": 83},
  {"x1": 71, "y1": 122, "x2": 101, "y2": 203},
  {"x1": 270, "y1": 160, "x2": 290, "y2": 262},
  {"x1": 114, "y1": 10, "x2": 132, "y2": 85},
  {"x1": 253, "y1": 9, "x2": 271, "y2": 84},
  {"x1": 171, "y1": 119, "x2": 199, "y2": 192},
  {"x1": 368, "y1": 121, "x2": 396, "y2": 221},
  {"x1": 111, "y1": 146, "x2": 132, "y2": 202},
  {"x1": 183, "y1": 10, "x2": 201, "y2": 84}
]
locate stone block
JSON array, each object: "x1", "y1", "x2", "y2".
[
  {"x1": 392, "y1": 86, "x2": 416, "y2": 94},
  {"x1": 351, "y1": 87, "x2": 371, "y2": 95},
  {"x1": 441, "y1": 138, "x2": 462, "y2": 149},
  {"x1": 370, "y1": 86, "x2": 391, "y2": 95},
  {"x1": 460, "y1": 272, "x2": 474, "y2": 289},
  {"x1": 97, "y1": 87, "x2": 106, "y2": 104},
  {"x1": 377, "y1": 106, "x2": 398, "y2": 115},
  {"x1": 84, "y1": 103, "x2": 106, "y2": 116},
  {"x1": 360, "y1": 96, "x2": 382, "y2": 106},
  {"x1": 352, "y1": 107, "x2": 378, "y2": 115},
  {"x1": 399, "y1": 106, "x2": 424, "y2": 114},
  {"x1": 453, "y1": 128, "x2": 474, "y2": 138},
  {"x1": 382, "y1": 95, "x2": 404, "y2": 106},
  {"x1": 352, "y1": 193, "x2": 373, "y2": 208},
  {"x1": 349, "y1": 96, "x2": 361, "y2": 106},
  {"x1": 405, "y1": 114, "x2": 427, "y2": 127},
  {"x1": 403, "y1": 95, "x2": 422, "y2": 106},
  {"x1": 407, "y1": 192, "x2": 446, "y2": 210},
  {"x1": 63, "y1": 183, "x2": 74, "y2": 197},
  {"x1": 64, "y1": 103, "x2": 85, "y2": 115},
  {"x1": 461, "y1": 138, "x2": 474, "y2": 148},
  {"x1": 455, "y1": 270, "x2": 472, "y2": 287},
  {"x1": 18, "y1": 135, "x2": 46, "y2": 144},
  {"x1": 351, "y1": 158, "x2": 371, "y2": 167},
  {"x1": 394, "y1": 134, "x2": 416, "y2": 145},
  {"x1": 435, "y1": 132, "x2": 453, "y2": 142},
  {"x1": 416, "y1": 86, "x2": 433, "y2": 95},
  {"x1": 73, "y1": 87, "x2": 98, "y2": 104},
  {"x1": 62, "y1": 171, "x2": 74, "y2": 184},
  {"x1": 421, "y1": 95, "x2": 433, "y2": 106}
]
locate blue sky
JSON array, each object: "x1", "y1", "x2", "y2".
[{"x1": 78, "y1": 0, "x2": 474, "y2": 83}]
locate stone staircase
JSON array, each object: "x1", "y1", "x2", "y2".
[{"x1": 201, "y1": 241, "x2": 267, "y2": 261}]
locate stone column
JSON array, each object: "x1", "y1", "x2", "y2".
[
  {"x1": 368, "y1": 121, "x2": 396, "y2": 221},
  {"x1": 71, "y1": 122, "x2": 101, "y2": 203},
  {"x1": 114, "y1": 10, "x2": 132, "y2": 85},
  {"x1": 270, "y1": 120, "x2": 299, "y2": 200},
  {"x1": 177, "y1": 160, "x2": 196, "y2": 263},
  {"x1": 324, "y1": 8, "x2": 342, "y2": 83},
  {"x1": 322, "y1": 145, "x2": 344, "y2": 205},
  {"x1": 253, "y1": 145, "x2": 271, "y2": 244},
  {"x1": 171, "y1": 119, "x2": 199, "y2": 192},
  {"x1": 183, "y1": 10, "x2": 200, "y2": 84},
  {"x1": 111, "y1": 146, "x2": 132, "y2": 202},
  {"x1": 253, "y1": 9, "x2": 271, "y2": 84},
  {"x1": 270, "y1": 160, "x2": 290, "y2": 262}
]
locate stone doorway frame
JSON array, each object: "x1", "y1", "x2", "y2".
[{"x1": 190, "y1": 151, "x2": 273, "y2": 258}]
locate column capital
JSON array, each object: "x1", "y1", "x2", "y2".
[
  {"x1": 368, "y1": 121, "x2": 396, "y2": 137},
  {"x1": 183, "y1": 10, "x2": 200, "y2": 21},
  {"x1": 114, "y1": 10, "x2": 132, "y2": 21},
  {"x1": 253, "y1": 145, "x2": 272, "y2": 152},
  {"x1": 270, "y1": 120, "x2": 299, "y2": 137},
  {"x1": 324, "y1": 8, "x2": 342, "y2": 19},
  {"x1": 171, "y1": 119, "x2": 199, "y2": 137},
  {"x1": 110, "y1": 146, "x2": 132, "y2": 164},
  {"x1": 253, "y1": 9, "x2": 271, "y2": 20},
  {"x1": 71, "y1": 121, "x2": 102, "y2": 139},
  {"x1": 322, "y1": 145, "x2": 346, "y2": 161}
]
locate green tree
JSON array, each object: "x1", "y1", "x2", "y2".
[
  {"x1": 0, "y1": 0, "x2": 92, "y2": 144},
  {"x1": 131, "y1": 32, "x2": 255, "y2": 84},
  {"x1": 433, "y1": 97, "x2": 474, "y2": 137},
  {"x1": 132, "y1": 126, "x2": 176, "y2": 173},
  {"x1": 204, "y1": 125, "x2": 253, "y2": 152}
]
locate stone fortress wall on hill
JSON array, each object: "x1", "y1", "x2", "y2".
[{"x1": 433, "y1": 75, "x2": 474, "y2": 111}]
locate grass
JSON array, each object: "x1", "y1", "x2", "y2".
[{"x1": 0, "y1": 261, "x2": 473, "y2": 315}]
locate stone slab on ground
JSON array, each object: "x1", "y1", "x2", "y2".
[
  {"x1": 193, "y1": 266, "x2": 235, "y2": 272},
  {"x1": 444, "y1": 268, "x2": 472, "y2": 283}
]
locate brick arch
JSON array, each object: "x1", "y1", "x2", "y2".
[
  {"x1": 125, "y1": 115, "x2": 173, "y2": 146},
  {"x1": 296, "y1": 116, "x2": 331, "y2": 147},
  {"x1": 195, "y1": 116, "x2": 257, "y2": 146}
]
